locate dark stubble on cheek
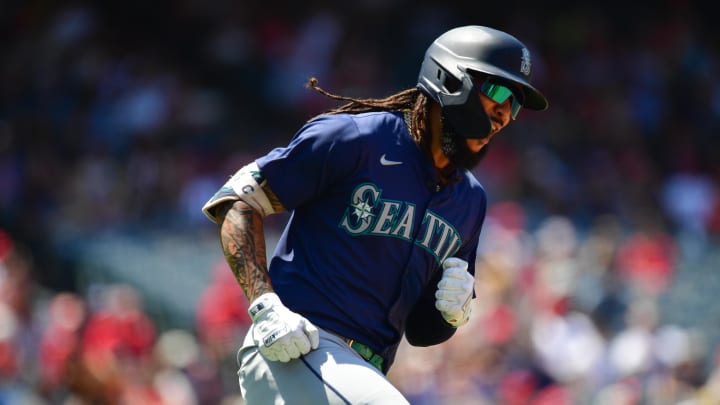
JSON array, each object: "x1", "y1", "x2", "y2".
[{"x1": 441, "y1": 126, "x2": 488, "y2": 170}]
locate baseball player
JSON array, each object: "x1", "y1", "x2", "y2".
[{"x1": 202, "y1": 25, "x2": 548, "y2": 404}]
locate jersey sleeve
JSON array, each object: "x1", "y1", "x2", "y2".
[
  {"x1": 404, "y1": 270, "x2": 457, "y2": 346},
  {"x1": 405, "y1": 193, "x2": 484, "y2": 342},
  {"x1": 200, "y1": 114, "x2": 363, "y2": 223},
  {"x1": 452, "y1": 180, "x2": 486, "y2": 277},
  {"x1": 255, "y1": 114, "x2": 364, "y2": 211}
]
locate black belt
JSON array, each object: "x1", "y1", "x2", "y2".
[{"x1": 330, "y1": 332, "x2": 385, "y2": 373}]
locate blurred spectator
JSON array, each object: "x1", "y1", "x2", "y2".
[
  {"x1": 0, "y1": 230, "x2": 47, "y2": 404},
  {"x1": 195, "y1": 260, "x2": 251, "y2": 398},
  {"x1": 75, "y1": 284, "x2": 157, "y2": 404},
  {"x1": 615, "y1": 222, "x2": 678, "y2": 297},
  {"x1": 196, "y1": 261, "x2": 251, "y2": 359},
  {"x1": 153, "y1": 329, "x2": 201, "y2": 405},
  {"x1": 37, "y1": 292, "x2": 87, "y2": 401}
]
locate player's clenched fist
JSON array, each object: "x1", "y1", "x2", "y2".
[
  {"x1": 248, "y1": 293, "x2": 320, "y2": 362},
  {"x1": 435, "y1": 257, "x2": 474, "y2": 327}
]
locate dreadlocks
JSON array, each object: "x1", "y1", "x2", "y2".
[{"x1": 306, "y1": 77, "x2": 429, "y2": 144}]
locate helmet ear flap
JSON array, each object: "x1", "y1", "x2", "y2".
[
  {"x1": 441, "y1": 79, "x2": 492, "y2": 139},
  {"x1": 425, "y1": 69, "x2": 491, "y2": 139}
]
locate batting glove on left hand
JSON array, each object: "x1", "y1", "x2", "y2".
[
  {"x1": 435, "y1": 257, "x2": 474, "y2": 327},
  {"x1": 248, "y1": 293, "x2": 320, "y2": 362}
]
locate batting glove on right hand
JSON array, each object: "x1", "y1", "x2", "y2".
[
  {"x1": 248, "y1": 293, "x2": 320, "y2": 362},
  {"x1": 435, "y1": 257, "x2": 474, "y2": 328}
]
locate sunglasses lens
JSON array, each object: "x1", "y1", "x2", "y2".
[
  {"x1": 480, "y1": 82, "x2": 513, "y2": 104},
  {"x1": 481, "y1": 82, "x2": 522, "y2": 120},
  {"x1": 511, "y1": 99, "x2": 521, "y2": 120}
]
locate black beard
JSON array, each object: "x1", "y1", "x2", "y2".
[{"x1": 441, "y1": 116, "x2": 488, "y2": 170}]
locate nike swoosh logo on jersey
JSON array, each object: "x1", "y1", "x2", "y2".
[{"x1": 380, "y1": 154, "x2": 403, "y2": 166}]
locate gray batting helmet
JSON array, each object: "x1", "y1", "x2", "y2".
[{"x1": 417, "y1": 25, "x2": 548, "y2": 138}]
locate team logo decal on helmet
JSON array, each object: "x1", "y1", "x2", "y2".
[{"x1": 520, "y1": 48, "x2": 531, "y2": 76}]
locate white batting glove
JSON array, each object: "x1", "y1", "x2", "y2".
[
  {"x1": 248, "y1": 293, "x2": 320, "y2": 362},
  {"x1": 435, "y1": 257, "x2": 474, "y2": 327}
]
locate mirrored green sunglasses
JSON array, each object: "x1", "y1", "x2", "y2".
[{"x1": 480, "y1": 82, "x2": 522, "y2": 120}]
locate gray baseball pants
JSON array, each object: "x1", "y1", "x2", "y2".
[{"x1": 237, "y1": 327, "x2": 410, "y2": 404}]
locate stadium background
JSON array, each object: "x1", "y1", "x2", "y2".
[{"x1": 1, "y1": 1, "x2": 720, "y2": 404}]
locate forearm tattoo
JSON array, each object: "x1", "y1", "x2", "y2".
[
  {"x1": 217, "y1": 200, "x2": 273, "y2": 303},
  {"x1": 214, "y1": 178, "x2": 286, "y2": 303}
]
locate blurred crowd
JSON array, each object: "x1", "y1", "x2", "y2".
[
  {"x1": 390, "y1": 206, "x2": 716, "y2": 404},
  {"x1": 0, "y1": 230, "x2": 250, "y2": 404},
  {"x1": 2, "y1": 0, "x2": 720, "y2": 404}
]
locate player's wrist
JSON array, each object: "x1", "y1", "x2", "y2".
[{"x1": 248, "y1": 292, "x2": 282, "y2": 321}]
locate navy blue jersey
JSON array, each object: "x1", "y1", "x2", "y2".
[{"x1": 253, "y1": 111, "x2": 487, "y2": 364}]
